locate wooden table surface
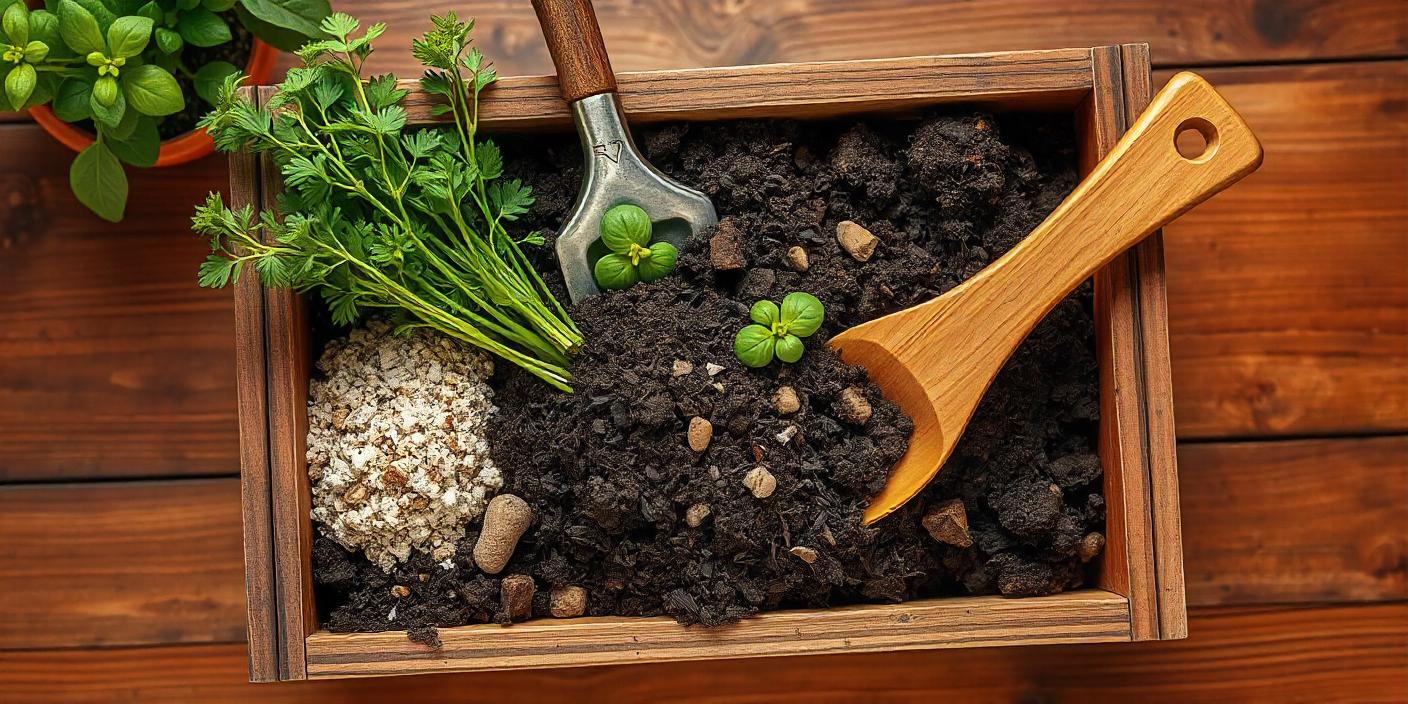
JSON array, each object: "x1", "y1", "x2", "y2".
[{"x1": 2, "y1": 1, "x2": 1405, "y2": 701}]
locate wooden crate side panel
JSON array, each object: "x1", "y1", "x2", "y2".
[
  {"x1": 230, "y1": 87, "x2": 280, "y2": 684},
  {"x1": 1120, "y1": 43, "x2": 1188, "y2": 641},
  {"x1": 257, "y1": 85, "x2": 316, "y2": 681},
  {"x1": 417, "y1": 49, "x2": 1095, "y2": 129},
  {"x1": 1085, "y1": 46, "x2": 1159, "y2": 641},
  {"x1": 305, "y1": 591, "x2": 1131, "y2": 678}
]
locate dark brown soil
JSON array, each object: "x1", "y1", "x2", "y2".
[{"x1": 312, "y1": 109, "x2": 1105, "y2": 637}]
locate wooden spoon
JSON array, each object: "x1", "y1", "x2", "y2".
[{"x1": 830, "y1": 72, "x2": 1263, "y2": 525}]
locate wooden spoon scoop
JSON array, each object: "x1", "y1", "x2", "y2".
[{"x1": 830, "y1": 72, "x2": 1263, "y2": 525}]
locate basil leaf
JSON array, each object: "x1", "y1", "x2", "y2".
[
  {"x1": 780, "y1": 291, "x2": 825, "y2": 337},
  {"x1": 70, "y1": 141, "x2": 128, "y2": 222},
  {"x1": 23, "y1": 40, "x2": 50, "y2": 62},
  {"x1": 4, "y1": 62, "x2": 34, "y2": 110},
  {"x1": 106, "y1": 115, "x2": 160, "y2": 167},
  {"x1": 193, "y1": 59, "x2": 236, "y2": 105},
  {"x1": 105, "y1": 96, "x2": 139, "y2": 139},
  {"x1": 176, "y1": 7, "x2": 229, "y2": 47},
  {"x1": 176, "y1": 0, "x2": 199, "y2": 9},
  {"x1": 91, "y1": 73, "x2": 117, "y2": 105},
  {"x1": 135, "y1": 0, "x2": 160, "y2": 22},
  {"x1": 749, "y1": 299, "x2": 780, "y2": 327},
  {"x1": 599, "y1": 203, "x2": 651, "y2": 254},
  {"x1": 592, "y1": 253, "x2": 639, "y2": 290},
  {"x1": 734, "y1": 325, "x2": 777, "y2": 368},
  {"x1": 637, "y1": 241, "x2": 677, "y2": 282},
  {"x1": 232, "y1": 3, "x2": 303, "y2": 51},
  {"x1": 106, "y1": 15, "x2": 151, "y2": 57},
  {"x1": 239, "y1": 0, "x2": 327, "y2": 39},
  {"x1": 3, "y1": 2, "x2": 28, "y2": 45},
  {"x1": 72, "y1": 0, "x2": 115, "y2": 32},
  {"x1": 775, "y1": 334, "x2": 805, "y2": 364},
  {"x1": 122, "y1": 63, "x2": 183, "y2": 116},
  {"x1": 154, "y1": 25, "x2": 181, "y2": 53},
  {"x1": 53, "y1": 77, "x2": 93, "y2": 121},
  {"x1": 56, "y1": 0, "x2": 104, "y2": 54},
  {"x1": 29, "y1": 10, "x2": 67, "y2": 57},
  {"x1": 90, "y1": 77, "x2": 125, "y2": 127},
  {"x1": 202, "y1": 0, "x2": 235, "y2": 11}
]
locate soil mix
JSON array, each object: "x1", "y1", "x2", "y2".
[{"x1": 312, "y1": 109, "x2": 1106, "y2": 635}]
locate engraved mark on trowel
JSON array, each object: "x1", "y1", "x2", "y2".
[{"x1": 592, "y1": 140, "x2": 624, "y2": 164}]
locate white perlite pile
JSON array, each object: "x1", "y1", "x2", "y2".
[{"x1": 307, "y1": 319, "x2": 502, "y2": 572}]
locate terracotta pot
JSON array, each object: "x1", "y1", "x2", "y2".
[{"x1": 27, "y1": 38, "x2": 279, "y2": 168}]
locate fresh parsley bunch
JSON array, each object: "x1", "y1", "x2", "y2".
[
  {"x1": 192, "y1": 12, "x2": 582, "y2": 391},
  {"x1": 0, "y1": 0, "x2": 330, "y2": 221}
]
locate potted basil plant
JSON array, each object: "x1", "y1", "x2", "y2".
[{"x1": 0, "y1": 0, "x2": 329, "y2": 221}]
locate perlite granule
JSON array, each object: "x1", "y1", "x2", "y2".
[{"x1": 307, "y1": 319, "x2": 502, "y2": 572}]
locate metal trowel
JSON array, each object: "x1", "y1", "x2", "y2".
[{"x1": 531, "y1": 0, "x2": 717, "y2": 303}]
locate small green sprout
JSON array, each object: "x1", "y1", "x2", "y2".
[
  {"x1": 734, "y1": 291, "x2": 825, "y2": 368},
  {"x1": 592, "y1": 203, "x2": 679, "y2": 290}
]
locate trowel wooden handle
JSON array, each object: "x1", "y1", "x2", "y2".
[
  {"x1": 532, "y1": 0, "x2": 618, "y2": 103},
  {"x1": 954, "y1": 72, "x2": 1263, "y2": 364}
]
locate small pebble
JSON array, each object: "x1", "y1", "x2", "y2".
[
  {"x1": 390, "y1": 585, "x2": 411, "y2": 598},
  {"x1": 685, "y1": 503, "x2": 712, "y2": 528},
  {"x1": 789, "y1": 546, "x2": 818, "y2": 564},
  {"x1": 836, "y1": 387, "x2": 873, "y2": 425},
  {"x1": 431, "y1": 544, "x2": 455, "y2": 563},
  {"x1": 671, "y1": 360, "x2": 694, "y2": 377},
  {"x1": 500, "y1": 574, "x2": 535, "y2": 621},
  {"x1": 773, "y1": 386, "x2": 801, "y2": 415},
  {"x1": 709, "y1": 222, "x2": 747, "y2": 271},
  {"x1": 922, "y1": 498, "x2": 972, "y2": 548},
  {"x1": 473, "y1": 494, "x2": 533, "y2": 575},
  {"x1": 1079, "y1": 532, "x2": 1106, "y2": 562},
  {"x1": 785, "y1": 246, "x2": 810, "y2": 272},
  {"x1": 706, "y1": 362, "x2": 725, "y2": 376},
  {"x1": 687, "y1": 417, "x2": 713, "y2": 452},
  {"x1": 837, "y1": 220, "x2": 879, "y2": 262},
  {"x1": 744, "y1": 466, "x2": 777, "y2": 499},
  {"x1": 549, "y1": 586, "x2": 588, "y2": 618},
  {"x1": 775, "y1": 425, "x2": 799, "y2": 444}
]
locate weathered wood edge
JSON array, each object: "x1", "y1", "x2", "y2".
[
  {"x1": 404, "y1": 48, "x2": 1096, "y2": 128},
  {"x1": 1120, "y1": 42, "x2": 1188, "y2": 640},
  {"x1": 304, "y1": 590, "x2": 1132, "y2": 678},
  {"x1": 258, "y1": 85, "x2": 316, "y2": 682},
  {"x1": 230, "y1": 85, "x2": 280, "y2": 683},
  {"x1": 1086, "y1": 45, "x2": 1160, "y2": 641}
]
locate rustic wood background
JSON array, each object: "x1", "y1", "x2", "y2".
[{"x1": 2, "y1": 0, "x2": 1405, "y2": 700}]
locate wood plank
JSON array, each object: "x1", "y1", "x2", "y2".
[
  {"x1": 411, "y1": 49, "x2": 1095, "y2": 129},
  {"x1": 0, "y1": 124, "x2": 239, "y2": 481},
  {"x1": 1120, "y1": 42, "x2": 1188, "y2": 641},
  {"x1": 335, "y1": 0, "x2": 1408, "y2": 78},
  {"x1": 1, "y1": 603, "x2": 1403, "y2": 702},
  {"x1": 1179, "y1": 436, "x2": 1408, "y2": 606},
  {"x1": 1162, "y1": 61, "x2": 1408, "y2": 438},
  {"x1": 0, "y1": 480, "x2": 247, "y2": 649},
  {"x1": 229, "y1": 86, "x2": 279, "y2": 683},
  {"x1": 305, "y1": 591, "x2": 1131, "y2": 678}
]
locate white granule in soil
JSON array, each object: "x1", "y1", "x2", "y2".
[{"x1": 307, "y1": 318, "x2": 502, "y2": 572}]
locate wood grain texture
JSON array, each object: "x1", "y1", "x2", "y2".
[
  {"x1": 330, "y1": 0, "x2": 1408, "y2": 78},
  {"x1": 228, "y1": 86, "x2": 279, "y2": 683},
  {"x1": 2, "y1": 603, "x2": 1403, "y2": 702},
  {"x1": 305, "y1": 590, "x2": 1131, "y2": 677},
  {"x1": 401, "y1": 49, "x2": 1095, "y2": 129},
  {"x1": 0, "y1": 125, "x2": 239, "y2": 481},
  {"x1": 1162, "y1": 61, "x2": 1408, "y2": 438},
  {"x1": 1179, "y1": 437, "x2": 1408, "y2": 606},
  {"x1": 252, "y1": 87, "x2": 317, "y2": 680},
  {"x1": 1121, "y1": 42, "x2": 1189, "y2": 642},
  {"x1": 0, "y1": 480, "x2": 247, "y2": 649},
  {"x1": 531, "y1": 0, "x2": 618, "y2": 102}
]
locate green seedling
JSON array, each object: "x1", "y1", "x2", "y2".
[
  {"x1": 592, "y1": 203, "x2": 678, "y2": 290},
  {"x1": 734, "y1": 291, "x2": 825, "y2": 367}
]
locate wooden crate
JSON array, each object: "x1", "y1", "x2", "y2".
[{"x1": 231, "y1": 44, "x2": 1185, "y2": 682}]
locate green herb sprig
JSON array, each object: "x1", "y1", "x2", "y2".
[
  {"x1": 735, "y1": 291, "x2": 825, "y2": 367},
  {"x1": 592, "y1": 203, "x2": 677, "y2": 290},
  {"x1": 191, "y1": 12, "x2": 582, "y2": 390}
]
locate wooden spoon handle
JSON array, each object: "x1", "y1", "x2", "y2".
[
  {"x1": 953, "y1": 72, "x2": 1263, "y2": 365},
  {"x1": 531, "y1": 0, "x2": 618, "y2": 103}
]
